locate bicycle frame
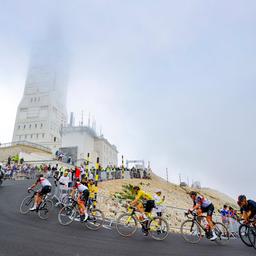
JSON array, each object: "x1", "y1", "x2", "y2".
[
  {"x1": 126, "y1": 207, "x2": 153, "y2": 227},
  {"x1": 185, "y1": 212, "x2": 210, "y2": 234}
]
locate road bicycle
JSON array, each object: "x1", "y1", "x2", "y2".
[
  {"x1": 116, "y1": 206, "x2": 169, "y2": 241},
  {"x1": 239, "y1": 219, "x2": 256, "y2": 249},
  {"x1": 58, "y1": 197, "x2": 105, "y2": 231},
  {"x1": 20, "y1": 189, "x2": 53, "y2": 220},
  {"x1": 180, "y1": 211, "x2": 229, "y2": 244},
  {"x1": 248, "y1": 224, "x2": 256, "y2": 249}
]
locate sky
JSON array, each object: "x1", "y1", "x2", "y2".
[{"x1": 0, "y1": 0, "x2": 256, "y2": 199}]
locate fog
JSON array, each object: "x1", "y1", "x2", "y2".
[{"x1": 0, "y1": 0, "x2": 256, "y2": 199}]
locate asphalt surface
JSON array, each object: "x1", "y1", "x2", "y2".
[{"x1": 0, "y1": 180, "x2": 255, "y2": 256}]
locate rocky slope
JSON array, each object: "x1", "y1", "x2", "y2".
[{"x1": 96, "y1": 173, "x2": 236, "y2": 230}]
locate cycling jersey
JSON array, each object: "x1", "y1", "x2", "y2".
[
  {"x1": 194, "y1": 195, "x2": 212, "y2": 208},
  {"x1": 74, "y1": 182, "x2": 88, "y2": 193},
  {"x1": 135, "y1": 190, "x2": 153, "y2": 201},
  {"x1": 37, "y1": 177, "x2": 51, "y2": 187},
  {"x1": 241, "y1": 200, "x2": 256, "y2": 219}
]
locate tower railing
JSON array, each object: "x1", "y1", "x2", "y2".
[{"x1": 0, "y1": 141, "x2": 52, "y2": 153}]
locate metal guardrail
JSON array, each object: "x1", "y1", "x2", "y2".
[{"x1": 94, "y1": 194, "x2": 240, "y2": 236}]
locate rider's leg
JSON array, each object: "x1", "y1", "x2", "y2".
[
  {"x1": 207, "y1": 215, "x2": 217, "y2": 240},
  {"x1": 136, "y1": 203, "x2": 148, "y2": 221},
  {"x1": 196, "y1": 209, "x2": 203, "y2": 225},
  {"x1": 137, "y1": 203, "x2": 144, "y2": 213},
  {"x1": 78, "y1": 203, "x2": 85, "y2": 221},
  {"x1": 206, "y1": 207, "x2": 218, "y2": 241},
  {"x1": 36, "y1": 194, "x2": 43, "y2": 208},
  {"x1": 197, "y1": 208, "x2": 203, "y2": 216},
  {"x1": 143, "y1": 201, "x2": 155, "y2": 235},
  {"x1": 83, "y1": 190, "x2": 89, "y2": 215},
  {"x1": 30, "y1": 192, "x2": 41, "y2": 210},
  {"x1": 206, "y1": 216, "x2": 214, "y2": 230},
  {"x1": 78, "y1": 195, "x2": 88, "y2": 221}
]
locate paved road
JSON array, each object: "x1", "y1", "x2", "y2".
[{"x1": 0, "y1": 180, "x2": 255, "y2": 256}]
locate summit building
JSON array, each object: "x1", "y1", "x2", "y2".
[{"x1": 12, "y1": 36, "x2": 68, "y2": 152}]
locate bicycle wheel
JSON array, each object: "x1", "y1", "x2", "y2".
[
  {"x1": 248, "y1": 226, "x2": 256, "y2": 249},
  {"x1": 116, "y1": 213, "x2": 138, "y2": 237},
  {"x1": 214, "y1": 222, "x2": 230, "y2": 245},
  {"x1": 148, "y1": 217, "x2": 169, "y2": 241},
  {"x1": 20, "y1": 196, "x2": 34, "y2": 214},
  {"x1": 45, "y1": 199, "x2": 53, "y2": 210},
  {"x1": 239, "y1": 224, "x2": 253, "y2": 247},
  {"x1": 180, "y1": 220, "x2": 202, "y2": 244},
  {"x1": 38, "y1": 200, "x2": 52, "y2": 220},
  {"x1": 58, "y1": 206, "x2": 76, "y2": 225},
  {"x1": 84, "y1": 209, "x2": 105, "y2": 231}
]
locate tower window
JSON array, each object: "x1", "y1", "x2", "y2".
[
  {"x1": 31, "y1": 134, "x2": 33, "y2": 139},
  {"x1": 29, "y1": 124, "x2": 31, "y2": 129},
  {"x1": 54, "y1": 137, "x2": 57, "y2": 142},
  {"x1": 36, "y1": 134, "x2": 39, "y2": 139},
  {"x1": 18, "y1": 125, "x2": 20, "y2": 130},
  {"x1": 35, "y1": 124, "x2": 37, "y2": 128},
  {"x1": 24, "y1": 125, "x2": 26, "y2": 129},
  {"x1": 25, "y1": 135, "x2": 27, "y2": 139},
  {"x1": 40, "y1": 123, "x2": 43, "y2": 128}
]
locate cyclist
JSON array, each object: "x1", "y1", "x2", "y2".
[
  {"x1": 237, "y1": 195, "x2": 256, "y2": 224},
  {"x1": 189, "y1": 191, "x2": 217, "y2": 241},
  {"x1": 131, "y1": 186, "x2": 155, "y2": 235},
  {"x1": 28, "y1": 174, "x2": 52, "y2": 211},
  {"x1": 71, "y1": 178, "x2": 89, "y2": 222},
  {"x1": 131, "y1": 186, "x2": 155, "y2": 219}
]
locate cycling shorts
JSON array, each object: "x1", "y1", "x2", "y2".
[
  {"x1": 79, "y1": 190, "x2": 89, "y2": 205},
  {"x1": 201, "y1": 203, "x2": 214, "y2": 216},
  {"x1": 144, "y1": 200, "x2": 155, "y2": 213},
  {"x1": 39, "y1": 186, "x2": 51, "y2": 196}
]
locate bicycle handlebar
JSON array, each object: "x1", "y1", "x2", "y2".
[{"x1": 28, "y1": 188, "x2": 38, "y2": 193}]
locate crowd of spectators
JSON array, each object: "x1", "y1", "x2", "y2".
[
  {"x1": 219, "y1": 204, "x2": 240, "y2": 236},
  {"x1": 220, "y1": 204, "x2": 239, "y2": 222},
  {"x1": 0, "y1": 156, "x2": 151, "y2": 182}
]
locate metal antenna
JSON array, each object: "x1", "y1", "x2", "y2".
[{"x1": 81, "y1": 110, "x2": 84, "y2": 126}]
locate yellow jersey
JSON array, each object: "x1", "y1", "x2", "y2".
[{"x1": 135, "y1": 190, "x2": 153, "y2": 201}]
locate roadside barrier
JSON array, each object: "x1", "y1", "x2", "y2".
[{"x1": 94, "y1": 194, "x2": 240, "y2": 236}]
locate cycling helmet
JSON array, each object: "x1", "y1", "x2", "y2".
[
  {"x1": 133, "y1": 186, "x2": 140, "y2": 191},
  {"x1": 189, "y1": 191, "x2": 197, "y2": 196},
  {"x1": 238, "y1": 195, "x2": 246, "y2": 202}
]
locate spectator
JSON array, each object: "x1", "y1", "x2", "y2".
[
  {"x1": 59, "y1": 171, "x2": 70, "y2": 189},
  {"x1": 153, "y1": 189, "x2": 165, "y2": 217},
  {"x1": 220, "y1": 204, "x2": 229, "y2": 226}
]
